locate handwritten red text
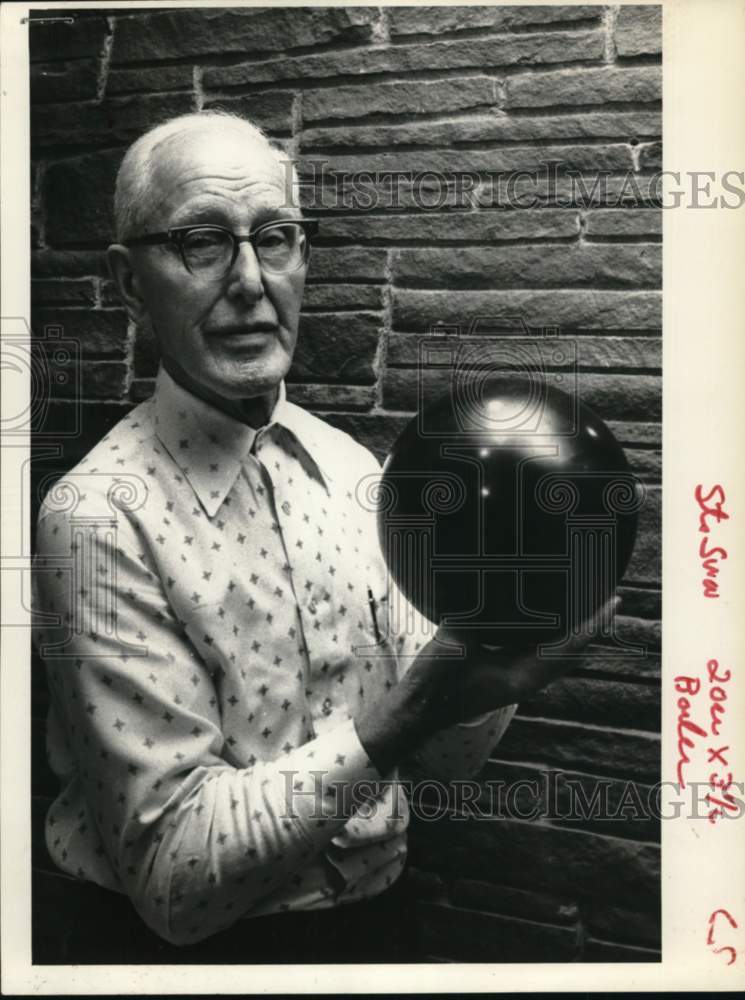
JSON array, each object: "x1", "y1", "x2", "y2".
[
  {"x1": 695, "y1": 484, "x2": 729, "y2": 598},
  {"x1": 707, "y1": 908, "x2": 739, "y2": 966}
]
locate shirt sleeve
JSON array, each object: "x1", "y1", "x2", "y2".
[{"x1": 34, "y1": 502, "x2": 385, "y2": 946}]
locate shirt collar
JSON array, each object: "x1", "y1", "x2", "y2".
[{"x1": 152, "y1": 367, "x2": 330, "y2": 517}]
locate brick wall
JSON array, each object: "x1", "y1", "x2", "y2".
[{"x1": 30, "y1": 5, "x2": 662, "y2": 962}]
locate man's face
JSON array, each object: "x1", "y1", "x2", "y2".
[{"x1": 129, "y1": 127, "x2": 306, "y2": 411}]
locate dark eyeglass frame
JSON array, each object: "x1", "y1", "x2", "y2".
[{"x1": 123, "y1": 219, "x2": 320, "y2": 275}]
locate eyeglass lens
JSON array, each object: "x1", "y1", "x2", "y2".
[{"x1": 181, "y1": 224, "x2": 308, "y2": 275}]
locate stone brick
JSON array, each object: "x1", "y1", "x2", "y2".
[
  {"x1": 474, "y1": 173, "x2": 662, "y2": 209},
  {"x1": 638, "y1": 141, "x2": 662, "y2": 171},
  {"x1": 607, "y1": 421, "x2": 660, "y2": 447},
  {"x1": 450, "y1": 879, "x2": 579, "y2": 925},
  {"x1": 31, "y1": 307, "x2": 128, "y2": 357},
  {"x1": 479, "y1": 759, "x2": 659, "y2": 842},
  {"x1": 203, "y1": 92, "x2": 294, "y2": 135},
  {"x1": 582, "y1": 898, "x2": 661, "y2": 948},
  {"x1": 390, "y1": 245, "x2": 660, "y2": 289},
  {"x1": 106, "y1": 64, "x2": 195, "y2": 96},
  {"x1": 302, "y1": 284, "x2": 384, "y2": 312},
  {"x1": 316, "y1": 210, "x2": 581, "y2": 244},
  {"x1": 286, "y1": 384, "x2": 375, "y2": 412},
  {"x1": 29, "y1": 14, "x2": 109, "y2": 62},
  {"x1": 627, "y1": 485, "x2": 660, "y2": 583},
  {"x1": 307, "y1": 248, "x2": 386, "y2": 283},
  {"x1": 292, "y1": 313, "x2": 381, "y2": 383},
  {"x1": 31, "y1": 59, "x2": 99, "y2": 103},
  {"x1": 319, "y1": 414, "x2": 410, "y2": 463},
  {"x1": 204, "y1": 30, "x2": 605, "y2": 87},
  {"x1": 304, "y1": 144, "x2": 634, "y2": 177},
  {"x1": 50, "y1": 361, "x2": 129, "y2": 401},
  {"x1": 615, "y1": 5, "x2": 663, "y2": 58},
  {"x1": 32, "y1": 249, "x2": 105, "y2": 277},
  {"x1": 625, "y1": 448, "x2": 661, "y2": 481},
  {"x1": 34, "y1": 400, "x2": 132, "y2": 452},
  {"x1": 387, "y1": 334, "x2": 661, "y2": 370},
  {"x1": 505, "y1": 67, "x2": 662, "y2": 109},
  {"x1": 303, "y1": 78, "x2": 497, "y2": 124},
  {"x1": 520, "y1": 676, "x2": 660, "y2": 732},
  {"x1": 583, "y1": 937, "x2": 660, "y2": 962},
  {"x1": 43, "y1": 149, "x2": 122, "y2": 244},
  {"x1": 32, "y1": 93, "x2": 194, "y2": 148},
  {"x1": 301, "y1": 111, "x2": 662, "y2": 152},
  {"x1": 130, "y1": 378, "x2": 155, "y2": 404},
  {"x1": 413, "y1": 901, "x2": 580, "y2": 962},
  {"x1": 32, "y1": 279, "x2": 97, "y2": 307},
  {"x1": 301, "y1": 178, "x2": 474, "y2": 213},
  {"x1": 585, "y1": 208, "x2": 662, "y2": 238},
  {"x1": 612, "y1": 614, "x2": 661, "y2": 652},
  {"x1": 495, "y1": 716, "x2": 660, "y2": 784},
  {"x1": 391, "y1": 289, "x2": 661, "y2": 333},
  {"x1": 388, "y1": 5, "x2": 603, "y2": 36},
  {"x1": 617, "y1": 585, "x2": 661, "y2": 620},
  {"x1": 407, "y1": 866, "x2": 447, "y2": 904},
  {"x1": 134, "y1": 326, "x2": 159, "y2": 378},
  {"x1": 580, "y1": 644, "x2": 660, "y2": 681},
  {"x1": 111, "y1": 7, "x2": 378, "y2": 62},
  {"x1": 407, "y1": 816, "x2": 660, "y2": 909}
]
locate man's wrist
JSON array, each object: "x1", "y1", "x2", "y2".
[{"x1": 354, "y1": 677, "x2": 434, "y2": 777}]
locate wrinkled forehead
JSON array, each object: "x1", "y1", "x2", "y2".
[{"x1": 147, "y1": 124, "x2": 293, "y2": 219}]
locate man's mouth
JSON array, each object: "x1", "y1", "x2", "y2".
[{"x1": 209, "y1": 323, "x2": 278, "y2": 338}]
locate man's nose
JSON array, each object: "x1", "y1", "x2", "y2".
[{"x1": 226, "y1": 240, "x2": 264, "y2": 300}]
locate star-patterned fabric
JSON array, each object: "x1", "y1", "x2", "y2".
[{"x1": 33, "y1": 366, "x2": 516, "y2": 946}]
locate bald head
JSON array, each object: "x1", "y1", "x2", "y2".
[{"x1": 114, "y1": 111, "x2": 295, "y2": 241}]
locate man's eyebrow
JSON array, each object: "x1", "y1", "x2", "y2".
[
  {"x1": 169, "y1": 205, "x2": 299, "y2": 230},
  {"x1": 169, "y1": 205, "x2": 228, "y2": 227}
]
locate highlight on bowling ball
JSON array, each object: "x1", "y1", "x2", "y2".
[{"x1": 376, "y1": 374, "x2": 646, "y2": 648}]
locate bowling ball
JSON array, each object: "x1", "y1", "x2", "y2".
[{"x1": 377, "y1": 375, "x2": 643, "y2": 647}]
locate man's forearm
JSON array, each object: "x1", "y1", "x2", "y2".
[{"x1": 117, "y1": 720, "x2": 386, "y2": 945}]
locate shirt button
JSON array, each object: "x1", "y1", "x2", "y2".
[
  {"x1": 308, "y1": 601, "x2": 317, "y2": 615},
  {"x1": 281, "y1": 500, "x2": 291, "y2": 516}
]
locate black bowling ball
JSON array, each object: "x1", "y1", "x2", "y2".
[{"x1": 377, "y1": 376, "x2": 644, "y2": 647}]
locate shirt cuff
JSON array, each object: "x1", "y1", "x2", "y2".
[
  {"x1": 457, "y1": 711, "x2": 497, "y2": 728},
  {"x1": 279, "y1": 718, "x2": 386, "y2": 845}
]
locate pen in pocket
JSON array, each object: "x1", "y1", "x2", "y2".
[{"x1": 366, "y1": 586, "x2": 381, "y2": 643}]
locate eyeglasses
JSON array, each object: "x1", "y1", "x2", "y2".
[{"x1": 123, "y1": 219, "x2": 319, "y2": 278}]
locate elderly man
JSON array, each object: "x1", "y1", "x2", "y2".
[{"x1": 33, "y1": 111, "x2": 612, "y2": 962}]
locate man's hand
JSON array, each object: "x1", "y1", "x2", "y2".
[{"x1": 355, "y1": 595, "x2": 620, "y2": 776}]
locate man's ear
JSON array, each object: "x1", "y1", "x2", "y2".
[{"x1": 106, "y1": 244, "x2": 148, "y2": 325}]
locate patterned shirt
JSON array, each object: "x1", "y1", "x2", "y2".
[{"x1": 33, "y1": 366, "x2": 515, "y2": 945}]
